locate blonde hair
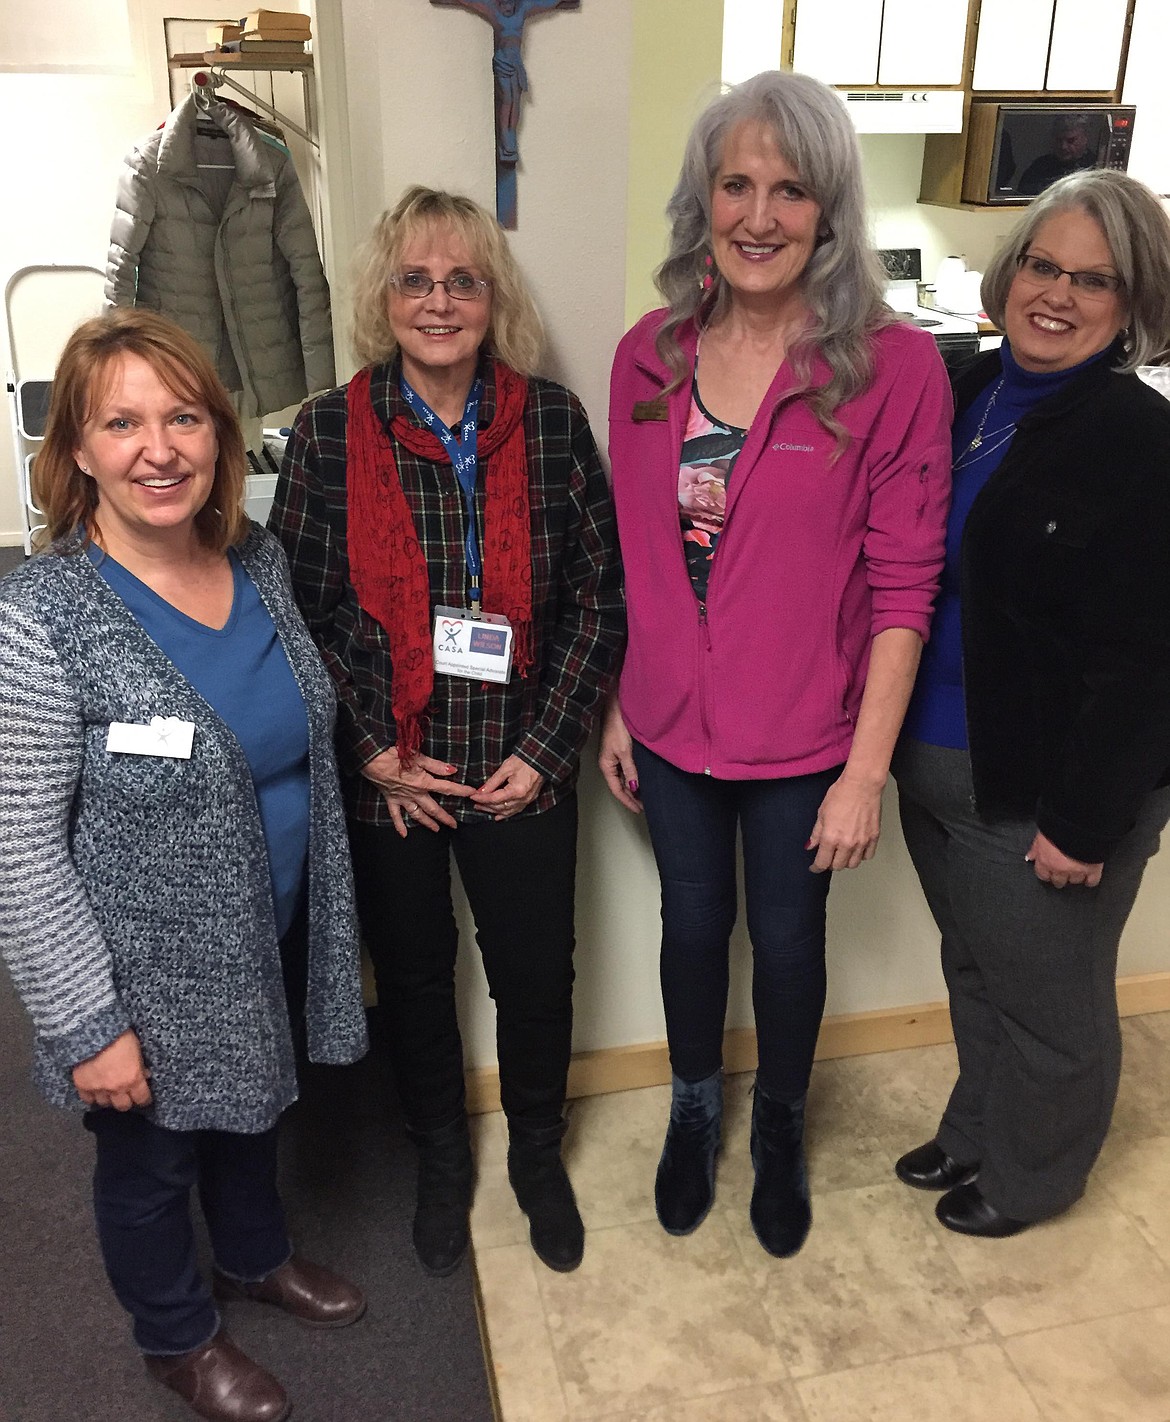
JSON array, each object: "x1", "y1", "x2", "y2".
[
  {"x1": 35, "y1": 309, "x2": 249, "y2": 552},
  {"x1": 350, "y1": 186, "x2": 544, "y2": 376}
]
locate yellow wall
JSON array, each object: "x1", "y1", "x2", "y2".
[{"x1": 624, "y1": 0, "x2": 724, "y2": 328}]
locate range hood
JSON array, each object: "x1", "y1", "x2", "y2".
[{"x1": 840, "y1": 89, "x2": 964, "y2": 134}]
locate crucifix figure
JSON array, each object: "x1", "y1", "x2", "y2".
[{"x1": 432, "y1": 0, "x2": 580, "y2": 228}]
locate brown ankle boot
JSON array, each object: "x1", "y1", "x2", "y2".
[
  {"x1": 143, "y1": 1328, "x2": 290, "y2": 1422},
  {"x1": 213, "y1": 1254, "x2": 366, "y2": 1327}
]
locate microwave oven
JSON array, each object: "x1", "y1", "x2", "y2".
[{"x1": 960, "y1": 103, "x2": 1136, "y2": 205}]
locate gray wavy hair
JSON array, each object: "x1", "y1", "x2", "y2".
[
  {"x1": 654, "y1": 69, "x2": 893, "y2": 449},
  {"x1": 981, "y1": 169, "x2": 1170, "y2": 371},
  {"x1": 350, "y1": 186, "x2": 544, "y2": 376}
]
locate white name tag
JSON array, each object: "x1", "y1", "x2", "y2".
[
  {"x1": 432, "y1": 606, "x2": 513, "y2": 684},
  {"x1": 106, "y1": 716, "x2": 195, "y2": 759}
]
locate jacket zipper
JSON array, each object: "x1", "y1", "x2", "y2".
[
  {"x1": 214, "y1": 203, "x2": 262, "y2": 411},
  {"x1": 698, "y1": 600, "x2": 713, "y2": 774}
]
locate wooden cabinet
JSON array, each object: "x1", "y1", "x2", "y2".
[
  {"x1": 791, "y1": 0, "x2": 967, "y2": 88},
  {"x1": 973, "y1": 0, "x2": 1129, "y2": 93}
]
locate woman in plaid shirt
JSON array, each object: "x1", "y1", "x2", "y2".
[{"x1": 269, "y1": 187, "x2": 623, "y2": 1279}]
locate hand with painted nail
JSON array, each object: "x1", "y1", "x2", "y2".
[
  {"x1": 599, "y1": 693, "x2": 642, "y2": 813},
  {"x1": 360, "y1": 747, "x2": 476, "y2": 838}
]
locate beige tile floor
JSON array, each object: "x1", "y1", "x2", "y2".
[{"x1": 471, "y1": 1012, "x2": 1170, "y2": 1422}]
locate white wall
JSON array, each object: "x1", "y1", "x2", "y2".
[
  {"x1": 0, "y1": 55, "x2": 160, "y2": 542},
  {"x1": 332, "y1": 0, "x2": 627, "y2": 435},
  {"x1": 862, "y1": 133, "x2": 1017, "y2": 281}
]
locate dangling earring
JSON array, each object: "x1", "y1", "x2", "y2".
[{"x1": 700, "y1": 253, "x2": 714, "y2": 292}]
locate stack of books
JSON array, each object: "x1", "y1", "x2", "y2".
[
  {"x1": 208, "y1": 10, "x2": 311, "y2": 59},
  {"x1": 206, "y1": 22, "x2": 243, "y2": 47}
]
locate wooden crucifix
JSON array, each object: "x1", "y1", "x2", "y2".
[{"x1": 431, "y1": 0, "x2": 580, "y2": 228}]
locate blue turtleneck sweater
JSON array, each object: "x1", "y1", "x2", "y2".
[{"x1": 903, "y1": 341, "x2": 1109, "y2": 750}]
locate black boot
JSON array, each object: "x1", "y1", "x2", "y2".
[
  {"x1": 749, "y1": 1084, "x2": 811, "y2": 1258},
  {"x1": 655, "y1": 1071, "x2": 723, "y2": 1235},
  {"x1": 507, "y1": 1121, "x2": 584, "y2": 1273},
  {"x1": 411, "y1": 1115, "x2": 473, "y2": 1276}
]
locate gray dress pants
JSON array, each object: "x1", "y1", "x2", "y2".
[{"x1": 893, "y1": 737, "x2": 1170, "y2": 1221}]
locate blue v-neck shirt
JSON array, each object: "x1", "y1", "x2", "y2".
[{"x1": 89, "y1": 546, "x2": 311, "y2": 938}]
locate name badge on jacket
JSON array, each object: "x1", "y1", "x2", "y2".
[
  {"x1": 433, "y1": 606, "x2": 514, "y2": 684},
  {"x1": 632, "y1": 398, "x2": 668, "y2": 422},
  {"x1": 107, "y1": 716, "x2": 195, "y2": 759}
]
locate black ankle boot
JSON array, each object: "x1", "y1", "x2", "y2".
[
  {"x1": 655, "y1": 1071, "x2": 723, "y2": 1235},
  {"x1": 411, "y1": 1115, "x2": 473, "y2": 1276},
  {"x1": 507, "y1": 1122, "x2": 584, "y2": 1273},
  {"x1": 749, "y1": 1085, "x2": 811, "y2": 1258}
]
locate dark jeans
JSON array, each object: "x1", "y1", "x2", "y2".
[
  {"x1": 894, "y1": 737, "x2": 1170, "y2": 1219},
  {"x1": 82, "y1": 900, "x2": 306, "y2": 1355},
  {"x1": 348, "y1": 793, "x2": 578, "y2": 1135},
  {"x1": 632, "y1": 742, "x2": 838, "y2": 1102},
  {"x1": 86, "y1": 1113, "x2": 290, "y2": 1355}
]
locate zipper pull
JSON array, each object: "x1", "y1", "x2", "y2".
[{"x1": 698, "y1": 601, "x2": 712, "y2": 649}]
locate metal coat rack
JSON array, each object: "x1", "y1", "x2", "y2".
[{"x1": 186, "y1": 62, "x2": 318, "y2": 150}]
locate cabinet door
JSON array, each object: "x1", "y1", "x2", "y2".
[
  {"x1": 792, "y1": 0, "x2": 883, "y2": 85},
  {"x1": 878, "y1": 0, "x2": 969, "y2": 87},
  {"x1": 721, "y1": 0, "x2": 786, "y2": 85},
  {"x1": 972, "y1": 0, "x2": 1053, "y2": 90},
  {"x1": 1122, "y1": 0, "x2": 1170, "y2": 194},
  {"x1": 1046, "y1": 0, "x2": 1128, "y2": 90}
]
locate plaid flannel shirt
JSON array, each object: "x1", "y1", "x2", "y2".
[{"x1": 269, "y1": 360, "x2": 624, "y2": 825}]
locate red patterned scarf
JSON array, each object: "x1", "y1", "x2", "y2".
[{"x1": 345, "y1": 360, "x2": 533, "y2": 765}]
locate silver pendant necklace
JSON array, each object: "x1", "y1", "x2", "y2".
[
  {"x1": 968, "y1": 377, "x2": 1003, "y2": 449},
  {"x1": 953, "y1": 376, "x2": 1017, "y2": 473}
]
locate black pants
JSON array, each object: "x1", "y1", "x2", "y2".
[
  {"x1": 348, "y1": 794, "x2": 578, "y2": 1134},
  {"x1": 894, "y1": 737, "x2": 1170, "y2": 1220}
]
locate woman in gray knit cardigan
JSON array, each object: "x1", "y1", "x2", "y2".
[{"x1": 0, "y1": 310, "x2": 368, "y2": 1422}]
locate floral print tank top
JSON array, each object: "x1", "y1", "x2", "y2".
[{"x1": 678, "y1": 377, "x2": 748, "y2": 603}]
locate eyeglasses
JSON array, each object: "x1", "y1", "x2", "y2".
[
  {"x1": 1015, "y1": 252, "x2": 1123, "y2": 299},
  {"x1": 389, "y1": 272, "x2": 491, "y2": 302}
]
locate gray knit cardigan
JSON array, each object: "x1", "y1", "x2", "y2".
[{"x1": 0, "y1": 527, "x2": 367, "y2": 1132}]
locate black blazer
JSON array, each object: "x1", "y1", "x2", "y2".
[{"x1": 957, "y1": 343, "x2": 1170, "y2": 863}]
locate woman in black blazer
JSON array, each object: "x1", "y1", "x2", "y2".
[{"x1": 892, "y1": 170, "x2": 1170, "y2": 1237}]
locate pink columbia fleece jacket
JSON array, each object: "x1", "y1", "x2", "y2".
[{"x1": 608, "y1": 309, "x2": 952, "y2": 778}]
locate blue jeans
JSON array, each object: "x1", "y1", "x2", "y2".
[
  {"x1": 86, "y1": 1111, "x2": 291, "y2": 1355},
  {"x1": 632, "y1": 742, "x2": 838, "y2": 1101},
  {"x1": 83, "y1": 902, "x2": 306, "y2": 1355}
]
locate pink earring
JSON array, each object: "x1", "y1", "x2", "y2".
[{"x1": 701, "y1": 254, "x2": 714, "y2": 292}]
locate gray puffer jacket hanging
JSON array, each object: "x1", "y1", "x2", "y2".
[{"x1": 105, "y1": 93, "x2": 334, "y2": 417}]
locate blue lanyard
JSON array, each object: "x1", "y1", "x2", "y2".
[{"x1": 400, "y1": 374, "x2": 485, "y2": 609}]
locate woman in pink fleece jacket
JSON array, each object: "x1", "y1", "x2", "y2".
[{"x1": 600, "y1": 70, "x2": 951, "y2": 1258}]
